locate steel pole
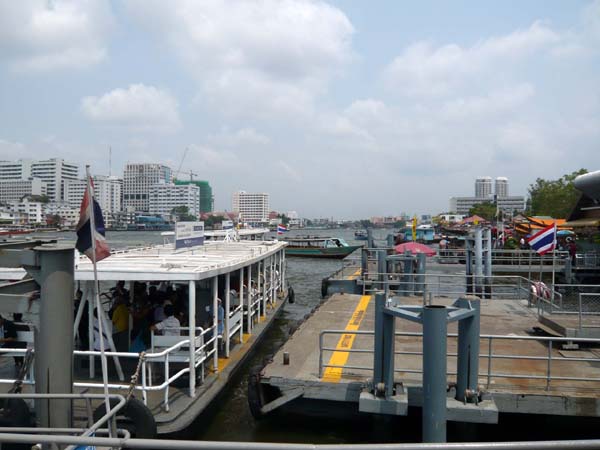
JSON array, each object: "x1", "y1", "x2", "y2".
[
  {"x1": 34, "y1": 245, "x2": 75, "y2": 429},
  {"x1": 373, "y1": 293, "x2": 385, "y2": 387},
  {"x1": 378, "y1": 250, "x2": 387, "y2": 293},
  {"x1": 455, "y1": 298, "x2": 481, "y2": 402},
  {"x1": 422, "y1": 305, "x2": 448, "y2": 443},
  {"x1": 474, "y1": 229, "x2": 483, "y2": 295},
  {"x1": 416, "y1": 252, "x2": 426, "y2": 295},
  {"x1": 188, "y1": 280, "x2": 196, "y2": 396}
]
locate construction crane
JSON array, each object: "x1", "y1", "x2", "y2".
[{"x1": 174, "y1": 147, "x2": 199, "y2": 181}]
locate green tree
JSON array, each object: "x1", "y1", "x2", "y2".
[
  {"x1": 171, "y1": 206, "x2": 196, "y2": 222},
  {"x1": 204, "y1": 215, "x2": 227, "y2": 228},
  {"x1": 360, "y1": 219, "x2": 372, "y2": 229},
  {"x1": 278, "y1": 214, "x2": 290, "y2": 226},
  {"x1": 46, "y1": 214, "x2": 62, "y2": 226},
  {"x1": 528, "y1": 169, "x2": 587, "y2": 218},
  {"x1": 468, "y1": 202, "x2": 497, "y2": 221}
]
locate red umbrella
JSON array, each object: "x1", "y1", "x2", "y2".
[{"x1": 394, "y1": 242, "x2": 436, "y2": 256}]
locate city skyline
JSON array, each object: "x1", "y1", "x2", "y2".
[{"x1": 1, "y1": 1, "x2": 599, "y2": 218}]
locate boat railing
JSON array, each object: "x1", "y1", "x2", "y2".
[
  {"x1": 318, "y1": 329, "x2": 600, "y2": 390},
  {"x1": 0, "y1": 328, "x2": 215, "y2": 412}
]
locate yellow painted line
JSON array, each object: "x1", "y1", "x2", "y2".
[
  {"x1": 347, "y1": 268, "x2": 362, "y2": 280},
  {"x1": 322, "y1": 294, "x2": 372, "y2": 382},
  {"x1": 242, "y1": 333, "x2": 251, "y2": 344},
  {"x1": 217, "y1": 356, "x2": 230, "y2": 372}
]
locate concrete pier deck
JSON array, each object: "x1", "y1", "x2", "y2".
[{"x1": 261, "y1": 293, "x2": 600, "y2": 418}]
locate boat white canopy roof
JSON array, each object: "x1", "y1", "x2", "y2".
[{"x1": 75, "y1": 240, "x2": 287, "y2": 282}]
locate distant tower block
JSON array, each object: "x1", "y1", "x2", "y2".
[
  {"x1": 475, "y1": 176, "x2": 492, "y2": 198},
  {"x1": 495, "y1": 177, "x2": 509, "y2": 198}
]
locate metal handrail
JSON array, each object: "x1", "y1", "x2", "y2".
[{"x1": 318, "y1": 329, "x2": 600, "y2": 390}]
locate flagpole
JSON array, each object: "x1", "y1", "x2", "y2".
[
  {"x1": 551, "y1": 224, "x2": 557, "y2": 299},
  {"x1": 86, "y1": 165, "x2": 114, "y2": 437}
]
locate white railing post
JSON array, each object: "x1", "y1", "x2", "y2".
[
  {"x1": 257, "y1": 260, "x2": 262, "y2": 317},
  {"x1": 263, "y1": 256, "x2": 267, "y2": 312},
  {"x1": 239, "y1": 267, "x2": 245, "y2": 342},
  {"x1": 212, "y1": 275, "x2": 219, "y2": 372},
  {"x1": 247, "y1": 264, "x2": 252, "y2": 333},
  {"x1": 270, "y1": 255, "x2": 275, "y2": 304},
  {"x1": 188, "y1": 280, "x2": 196, "y2": 397},
  {"x1": 225, "y1": 272, "x2": 231, "y2": 357}
]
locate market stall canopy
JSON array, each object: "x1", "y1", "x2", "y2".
[{"x1": 394, "y1": 242, "x2": 436, "y2": 256}]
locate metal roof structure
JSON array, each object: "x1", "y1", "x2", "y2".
[{"x1": 75, "y1": 240, "x2": 286, "y2": 281}]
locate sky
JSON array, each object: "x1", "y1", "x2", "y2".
[{"x1": 0, "y1": 0, "x2": 599, "y2": 219}]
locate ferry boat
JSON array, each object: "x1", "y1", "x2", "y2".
[
  {"x1": 284, "y1": 236, "x2": 362, "y2": 259},
  {"x1": 0, "y1": 237, "x2": 289, "y2": 436},
  {"x1": 354, "y1": 230, "x2": 368, "y2": 241}
]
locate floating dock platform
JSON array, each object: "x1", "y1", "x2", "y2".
[{"x1": 258, "y1": 292, "x2": 600, "y2": 421}]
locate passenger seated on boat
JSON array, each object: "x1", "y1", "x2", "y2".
[
  {"x1": 92, "y1": 310, "x2": 112, "y2": 351},
  {"x1": 0, "y1": 314, "x2": 23, "y2": 372},
  {"x1": 150, "y1": 305, "x2": 181, "y2": 337},
  {"x1": 111, "y1": 295, "x2": 129, "y2": 352}
]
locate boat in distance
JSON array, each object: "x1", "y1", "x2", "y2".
[
  {"x1": 283, "y1": 236, "x2": 363, "y2": 258},
  {"x1": 354, "y1": 230, "x2": 368, "y2": 240}
]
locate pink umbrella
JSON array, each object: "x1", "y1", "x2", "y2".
[{"x1": 394, "y1": 242, "x2": 436, "y2": 256}]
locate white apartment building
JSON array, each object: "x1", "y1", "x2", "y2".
[
  {"x1": 0, "y1": 178, "x2": 47, "y2": 203},
  {"x1": 124, "y1": 163, "x2": 173, "y2": 212},
  {"x1": 44, "y1": 203, "x2": 80, "y2": 227},
  {"x1": 232, "y1": 191, "x2": 270, "y2": 224},
  {"x1": 8, "y1": 199, "x2": 44, "y2": 224},
  {"x1": 149, "y1": 183, "x2": 200, "y2": 219},
  {"x1": 449, "y1": 196, "x2": 526, "y2": 215},
  {"x1": 475, "y1": 176, "x2": 493, "y2": 198},
  {"x1": 65, "y1": 176, "x2": 122, "y2": 214},
  {"x1": 495, "y1": 177, "x2": 509, "y2": 198},
  {"x1": 0, "y1": 159, "x2": 78, "y2": 202}
]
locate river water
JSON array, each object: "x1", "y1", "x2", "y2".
[{"x1": 25, "y1": 229, "x2": 600, "y2": 444}]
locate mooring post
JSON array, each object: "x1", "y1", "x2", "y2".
[
  {"x1": 484, "y1": 228, "x2": 492, "y2": 299},
  {"x1": 465, "y1": 238, "x2": 473, "y2": 294},
  {"x1": 387, "y1": 234, "x2": 395, "y2": 249},
  {"x1": 373, "y1": 292, "x2": 385, "y2": 387},
  {"x1": 422, "y1": 305, "x2": 448, "y2": 443},
  {"x1": 361, "y1": 248, "x2": 368, "y2": 280},
  {"x1": 378, "y1": 250, "x2": 387, "y2": 293},
  {"x1": 474, "y1": 228, "x2": 483, "y2": 295},
  {"x1": 455, "y1": 298, "x2": 481, "y2": 402},
  {"x1": 382, "y1": 296, "x2": 396, "y2": 397},
  {"x1": 416, "y1": 252, "x2": 426, "y2": 295},
  {"x1": 367, "y1": 228, "x2": 374, "y2": 249},
  {"x1": 34, "y1": 245, "x2": 75, "y2": 430}
]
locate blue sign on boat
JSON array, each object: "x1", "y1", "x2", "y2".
[{"x1": 175, "y1": 221, "x2": 205, "y2": 249}]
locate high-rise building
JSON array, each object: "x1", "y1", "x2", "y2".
[
  {"x1": 65, "y1": 176, "x2": 122, "y2": 214},
  {"x1": 123, "y1": 163, "x2": 172, "y2": 212},
  {"x1": 0, "y1": 178, "x2": 47, "y2": 203},
  {"x1": 149, "y1": 183, "x2": 199, "y2": 218},
  {"x1": 0, "y1": 158, "x2": 78, "y2": 202},
  {"x1": 232, "y1": 191, "x2": 270, "y2": 224},
  {"x1": 495, "y1": 177, "x2": 509, "y2": 198},
  {"x1": 475, "y1": 176, "x2": 493, "y2": 198},
  {"x1": 174, "y1": 179, "x2": 214, "y2": 213}
]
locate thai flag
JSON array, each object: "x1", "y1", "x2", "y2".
[
  {"x1": 76, "y1": 180, "x2": 111, "y2": 262},
  {"x1": 277, "y1": 224, "x2": 287, "y2": 234},
  {"x1": 527, "y1": 223, "x2": 557, "y2": 255}
]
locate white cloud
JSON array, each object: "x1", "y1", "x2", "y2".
[
  {"x1": 125, "y1": 0, "x2": 354, "y2": 118},
  {"x1": 0, "y1": 0, "x2": 113, "y2": 71},
  {"x1": 207, "y1": 127, "x2": 271, "y2": 148},
  {"x1": 81, "y1": 84, "x2": 181, "y2": 133},
  {"x1": 383, "y1": 21, "x2": 559, "y2": 97}
]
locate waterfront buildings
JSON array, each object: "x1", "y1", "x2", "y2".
[
  {"x1": 450, "y1": 176, "x2": 525, "y2": 215},
  {"x1": 123, "y1": 163, "x2": 173, "y2": 212},
  {"x1": 475, "y1": 176, "x2": 493, "y2": 198},
  {"x1": 149, "y1": 183, "x2": 200, "y2": 218},
  {"x1": 174, "y1": 179, "x2": 214, "y2": 213},
  {"x1": 0, "y1": 178, "x2": 47, "y2": 203},
  {"x1": 44, "y1": 202, "x2": 79, "y2": 227},
  {"x1": 0, "y1": 158, "x2": 78, "y2": 202},
  {"x1": 65, "y1": 176, "x2": 122, "y2": 215},
  {"x1": 7, "y1": 199, "x2": 44, "y2": 224},
  {"x1": 232, "y1": 191, "x2": 270, "y2": 225}
]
